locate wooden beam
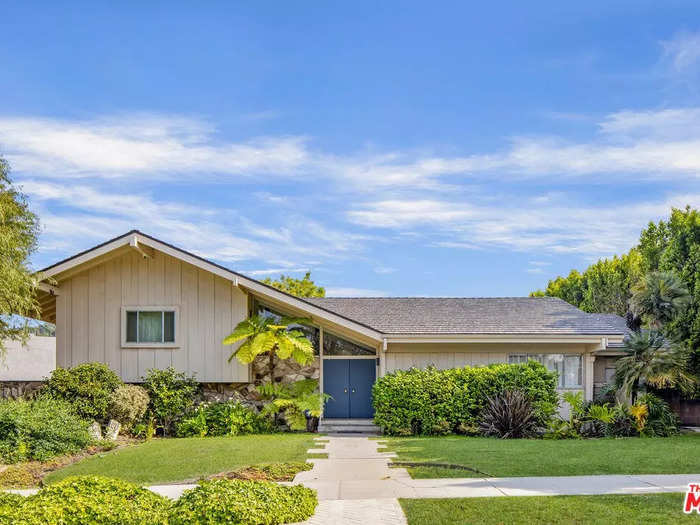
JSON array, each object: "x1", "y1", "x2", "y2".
[
  {"x1": 129, "y1": 237, "x2": 154, "y2": 259},
  {"x1": 38, "y1": 282, "x2": 60, "y2": 295}
]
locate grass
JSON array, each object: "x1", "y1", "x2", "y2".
[
  {"x1": 380, "y1": 433, "x2": 700, "y2": 478},
  {"x1": 400, "y1": 493, "x2": 695, "y2": 524},
  {"x1": 44, "y1": 434, "x2": 318, "y2": 485}
]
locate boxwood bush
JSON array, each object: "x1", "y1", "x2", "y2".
[
  {"x1": 170, "y1": 479, "x2": 317, "y2": 525},
  {"x1": 44, "y1": 363, "x2": 122, "y2": 423},
  {"x1": 373, "y1": 362, "x2": 558, "y2": 435},
  {"x1": 0, "y1": 476, "x2": 171, "y2": 525},
  {"x1": 0, "y1": 397, "x2": 92, "y2": 462}
]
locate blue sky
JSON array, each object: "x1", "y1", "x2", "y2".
[{"x1": 3, "y1": 2, "x2": 700, "y2": 297}]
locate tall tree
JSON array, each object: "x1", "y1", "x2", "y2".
[
  {"x1": 223, "y1": 314, "x2": 315, "y2": 383},
  {"x1": 615, "y1": 331, "x2": 695, "y2": 403},
  {"x1": 0, "y1": 158, "x2": 41, "y2": 354},
  {"x1": 629, "y1": 271, "x2": 690, "y2": 330},
  {"x1": 262, "y1": 271, "x2": 325, "y2": 298}
]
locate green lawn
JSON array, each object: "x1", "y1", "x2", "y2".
[
  {"x1": 400, "y1": 493, "x2": 695, "y2": 525},
  {"x1": 380, "y1": 433, "x2": 700, "y2": 478},
  {"x1": 44, "y1": 434, "x2": 317, "y2": 485}
]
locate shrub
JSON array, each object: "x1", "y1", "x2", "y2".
[
  {"x1": 44, "y1": 363, "x2": 122, "y2": 422},
  {"x1": 373, "y1": 362, "x2": 558, "y2": 435},
  {"x1": 638, "y1": 393, "x2": 679, "y2": 437},
  {"x1": 0, "y1": 397, "x2": 91, "y2": 462},
  {"x1": 109, "y1": 385, "x2": 149, "y2": 430},
  {"x1": 177, "y1": 401, "x2": 271, "y2": 437},
  {"x1": 170, "y1": 479, "x2": 317, "y2": 525},
  {"x1": 258, "y1": 379, "x2": 328, "y2": 431},
  {"x1": 605, "y1": 403, "x2": 637, "y2": 437},
  {"x1": 142, "y1": 367, "x2": 200, "y2": 436},
  {"x1": 0, "y1": 476, "x2": 171, "y2": 524},
  {"x1": 479, "y1": 389, "x2": 537, "y2": 438}
]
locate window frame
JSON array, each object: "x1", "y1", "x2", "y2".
[
  {"x1": 121, "y1": 306, "x2": 180, "y2": 349},
  {"x1": 508, "y1": 352, "x2": 583, "y2": 389}
]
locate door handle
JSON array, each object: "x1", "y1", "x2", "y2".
[
  {"x1": 344, "y1": 388, "x2": 348, "y2": 393},
  {"x1": 351, "y1": 388, "x2": 356, "y2": 393}
]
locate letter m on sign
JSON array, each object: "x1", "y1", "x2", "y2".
[{"x1": 685, "y1": 489, "x2": 700, "y2": 514}]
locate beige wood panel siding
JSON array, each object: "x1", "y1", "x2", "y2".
[
  {"x1": 385, "y1": 342, "x2": 592, "y2": 373},
  {"x1": 55, "y1": 249, "x2": 249, "y2": 382}
]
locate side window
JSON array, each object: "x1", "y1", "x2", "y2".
[{"x1": 122, "y1": 307, "x2": 178, "y2": 347}]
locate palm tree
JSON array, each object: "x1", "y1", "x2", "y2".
[
  {"x1": 629, "y1": 271, "x2": 690, "y2": 330},
  {"x1": 223, "y1": 314, "x2": 315, "y2": 383},
  {"x1": 615, "y1": 330, "x2": 696, "y2": 403}
]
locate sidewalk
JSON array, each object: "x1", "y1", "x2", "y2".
[
  {"x1": 291, "y1": 434, "x2": 699, "y2": 500},
  {"x1": 6, "y1": 434, "x2": 700, "y2": 525}
]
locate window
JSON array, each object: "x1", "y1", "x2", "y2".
[
  {"x1": 323, "y1": 331, "x2": 376, "y2": 356},
  {"x1": 509, "y1": 353, "x2": 582, "y2": 388},
  {"x1": 255, "y1": 302, "x2": 320, "y2": 355},
  {"x1": 122, "y1": 307, "x2": 178, "y2": 347}
]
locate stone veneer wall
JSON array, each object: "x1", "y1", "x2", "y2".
[
  {"x1": 201, "y1": 355, "x2": 321, "y2": 406},
  {"x1": 0, "y1": 381, "x2": 44, "y2": 399},
  {"x1": 1, "y1": 356, "x2": 321, "y2": 404}
]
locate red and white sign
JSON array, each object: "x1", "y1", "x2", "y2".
[{"x1": 684, "y1": 484, "x2": 700, "y2": 514}]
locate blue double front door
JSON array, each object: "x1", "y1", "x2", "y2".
[{"x1": 323, "y1": 359, "x2": 376, "y2": 419}]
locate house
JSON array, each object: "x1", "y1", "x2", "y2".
[{"x1": 34, "y1": 230, "x2": 629, "y2": 422}]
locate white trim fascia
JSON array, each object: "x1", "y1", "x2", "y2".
[
  {"x1": 385, "y1": 334, "x2": 624, "y2": 344},
  {"x1": 41, "y1": 231, "x2": 383, "y2": 343},
  {"x1": 42, "y1": 234, "x2": 135, "y2": 279},
  {"x1": 136, "y1": 234, "x2": 382, "y2": 341}
]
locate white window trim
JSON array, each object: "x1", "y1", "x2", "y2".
[
  {"x1": 121, "y1": 306, "x2": 180, "y2": 349},
  {"x1": 508, "y1": 353, "x2": 583, "y2": 389}
]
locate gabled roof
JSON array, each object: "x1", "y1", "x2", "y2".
[
  {"x1": 38, "y1": 230, "x2": 628, "y2": 342},
  {"x1": 306, "y1": 297, "x2": 629, "y2": 336}
]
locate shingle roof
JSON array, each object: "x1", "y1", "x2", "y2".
[{"x1": 304, "y1": 297, "x2": 628, "y2": 335}]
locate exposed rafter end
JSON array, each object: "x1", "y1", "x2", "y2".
[
  {"x1": 38, "y1": 282, "x2": 60, "y2": 295},
  {"x1": 130, "y1": 236, "x2": 154, "y2": 259}
]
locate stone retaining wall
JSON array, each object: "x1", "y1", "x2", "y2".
[{"x1": 0, "y1": 381, "x2": 44, "y2": 399}]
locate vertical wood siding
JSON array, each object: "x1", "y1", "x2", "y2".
[{"x1": 55, "y1": 249, "x2": 249, "y2": 382}]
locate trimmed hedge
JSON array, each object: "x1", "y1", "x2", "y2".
[
  {"x1": 0, "y1": 397, "x2": 92, "y2": 462},
  {"x1": 0, "y1": 476, "x2": 171, "y2": 525},
  {"x1": 170, "y1": 479, "x2": 318, "y2": 525},
  {"x1": 44, "y1": 363, "x2": 122, "y2": 423},
  {"x1": 373, "y1": 362, "x2": 558, "y2": 435}
]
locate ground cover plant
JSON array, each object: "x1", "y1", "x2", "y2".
[
  {"x1": 0, "y1": 396, "x2": 92, "y2": 462},
  {"x1": 373, "y1": 362, "x2": 558, "y2": 435},
  {"x1": 170, "y1": 479, "x2": 317, "y2": 525},
  {"x1": 380, "y1": 433, "x2": 700, "y2": 478},
  {"x1": 0, "y1": 476, "x2": 171, "y2": 525},
  {"x1": 44, "y1": 433, "x2": 318, "y2": 485},
  {"x1": 399, "y1": 493, "x2": 695, "y2": 525}
]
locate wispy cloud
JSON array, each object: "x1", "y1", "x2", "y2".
[
  {"x1": 661, "y1": 31, "x2": 700, "y2": 73},
  {"x1": 5, "y1": 107, "x2": 700, "y2": 191},
  {"x1": 22, "y1": 180, "x2": 365, "y2": 269},
  {"x1": 244, "y1": 267, "x2": 309, "y2": 276},
  {"x1": 0, "y1": 115, "x2": 308, "y2": 178},
  {"x1": 347, "y1": 194, "x2": 700, "y2": 256}
]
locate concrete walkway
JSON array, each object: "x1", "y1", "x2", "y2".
[{"x1": 7, "y1": 434, "x2": 700, "y2": 525}]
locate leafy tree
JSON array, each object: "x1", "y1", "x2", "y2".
[
  {"x1": 615, "y1": 331, "x2": 695, "y2": 403},
  {"x1": 0, "y1": 158, "x2": 41, "y2": 354},
  {"x1": 629, "y1": 271, "x2": 690, "y2": 330},
  {"x1": 223, "y1": 315, "x2": 315, "y2": 383},
  {"x1": 262, "y1": 272, "x2": 325, "y2": 298},
  {"x1": 530, "y1": 251, "x2": 642, "y2": 318}
]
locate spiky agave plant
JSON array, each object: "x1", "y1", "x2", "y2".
[{"x1": 479, "y1": 389, "x2": 537, "y2": 439}]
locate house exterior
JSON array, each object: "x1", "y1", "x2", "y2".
[{"x1": 35, "y1": 230, "x2": 629, "y2": 419}]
